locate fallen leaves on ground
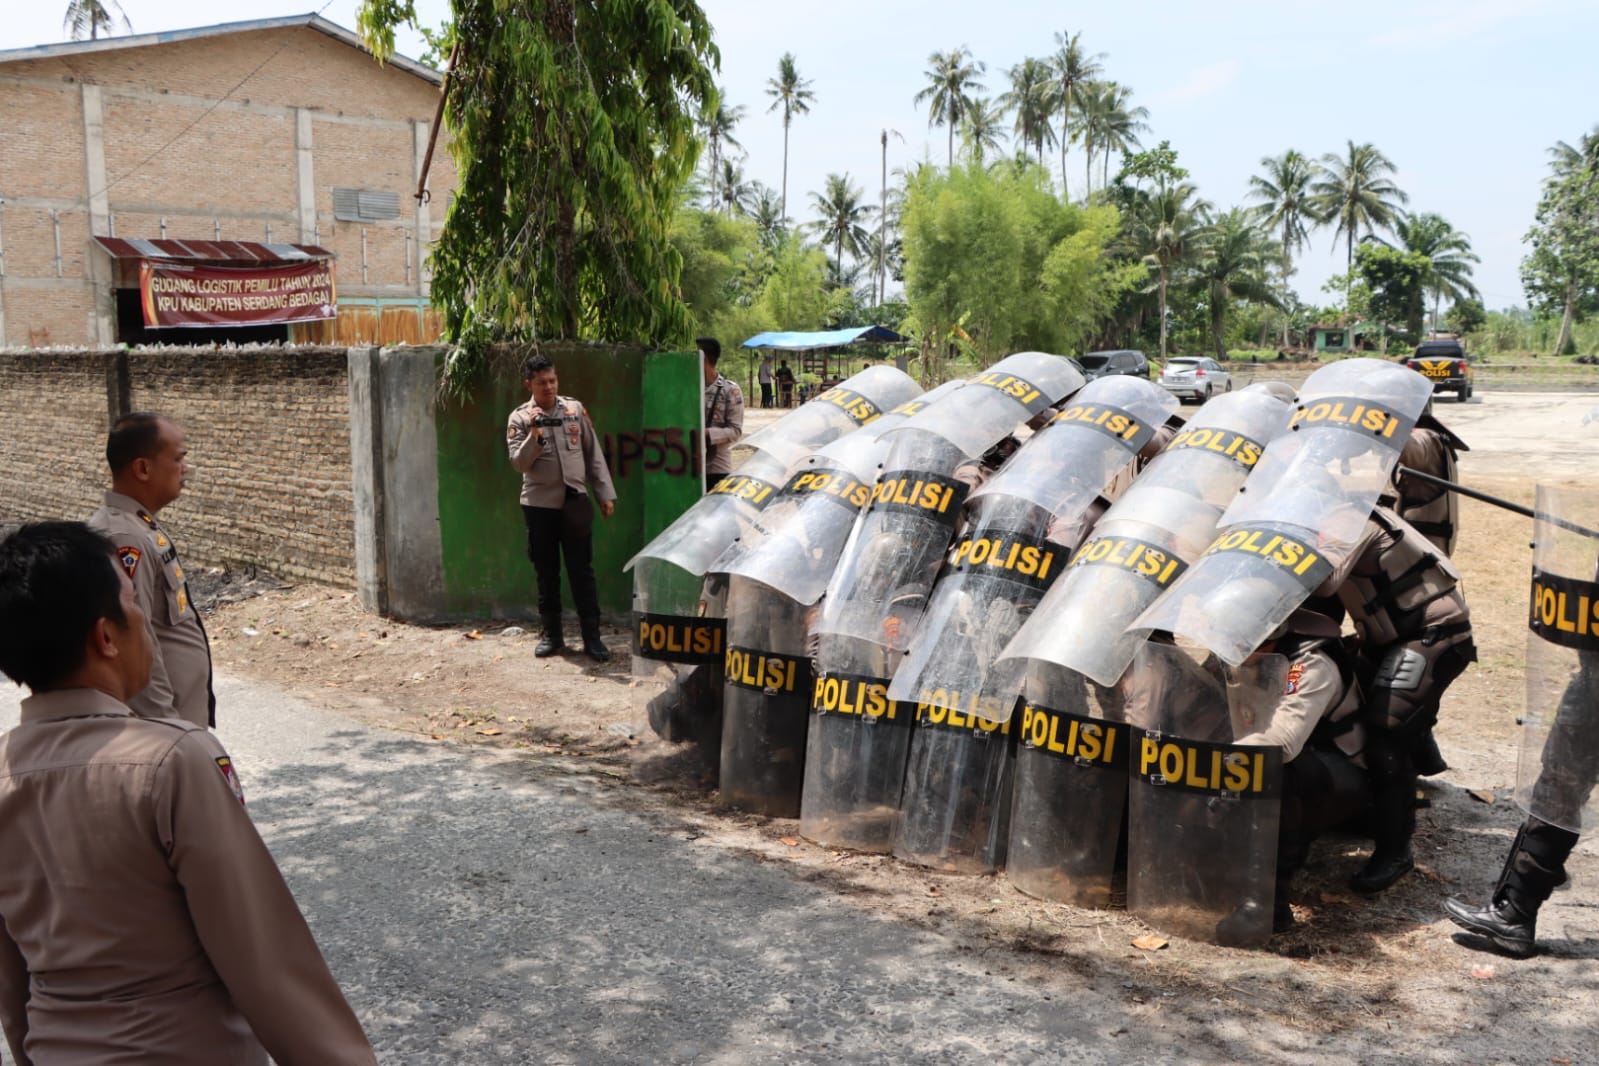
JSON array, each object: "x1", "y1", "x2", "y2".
[
  {"x1": 1469, "y1": 789, "x2": 1497, "y2": 804},
  {"x1": 1131, "y1": 935, "x2": 1169, "y2": 951}
]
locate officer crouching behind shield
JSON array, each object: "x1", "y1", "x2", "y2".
[
  {"x1": 0, "y1": 523, "x2": 377, "y2": 1063},
  {"x1": 1225, "y1": 608, "x2": 1368, "y2": 939}
]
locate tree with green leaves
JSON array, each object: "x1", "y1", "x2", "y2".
[
  {"x1": 1126, "y1": 181, "x2": 1209, "y2": 359},
  {"x1": 1000, "y1": 58, "x2": 1058, "y2": 166},
  {"x1": 915, "y1": 47, "x2": 986, "y2": 168},
  {"x1": 63, "y1": 0, "x2": 130, "y2": 40},
  {"x1": 808, "y1": 173, "x2": 875, "y2": 284},
  {"x1": 1396, "y1": 212, "x2": 1479, "y2": 329},
  {"x1": 356, "y1": 1, "x2": 718, "y2": 386},
  {"x1": 1521, "y1": 126, "x2": 1599, "y2": 354},
  {"x1": 1078, "y1": 80, "x2": 1148, "y2": 194},
  {"x1": 716, "y1": 159, "x2": 760, "y2": 218},
  {"x1": 1309, "y1": 141, "x2": 1409, "y2": 285},
  {"x1": 1247, "y1": 149, "x2": 1316, "y2": 345},
  {"x1": 701, "y1": 95, "x2": 746, "y2": 212},
  {"x1": 749, "y1": 185, "x2": 786, "y2": 249},
  {"x1": 959, "y1": 97, "x2": 1008, "y2": 167},
  {"x1": 1049, "y1": 31, "x2": 1103, "y2": 199},
  {"x1": 1356, "y1": 241, "x2": 1430, "y2": 350},
  {"x1": 765, "y1": 53, "x2": 816, "y2": 222},
  {"x1": 1190, "y1": 207, "x2": 1282, "y2": 360}
]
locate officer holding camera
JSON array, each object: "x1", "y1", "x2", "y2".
[{"x1": 507, "y1": 353, "x2": 617, "y2": 661}]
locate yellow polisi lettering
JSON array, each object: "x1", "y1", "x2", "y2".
[
  {"x1": 915, "y1": 689, "x2": 1012, "y2": 734},
  {"x1": 951, "y1": 534, "x2": 1059, "y2": 581},
  {"x1": 973, "y1": 370, "x2": 1043, "y2": 408},
  {"x1": 1138, "y1": 736, "x2": 1268, "y2": 794},
  {"x1": 1020, "y1": 704, "x2": 1119, "y2": 763},
  {"x1": 1206, "y1": 527, "x2": 1322, "y2": 577},
  {"x1": 818, "y1": 387, "x2": 882, "y2": 425},
  {"x1": 636, "y1": 618, "x2": 723, "y2": 657},
  {"x1": 1288, "y1": 397, "x2": 1401, "y2": 438},
  {"x1": 725, "y1": 646, "x2": 803, "y2": 693},
  {"x1": 1053, "y1": 402, "x2": 1145, "y2": 441},
  {"x1": 708, "y1": 474, "x2": 777, "y2": 506},
  {"x1": 812, "y1": 675, "x2": 896, "y2": 719},
  {"x1": 1166, "y1": 427, "x2": 1264, "y2": 469},
  {"x1": 872, "y1": 476, "x2": 957, "y2": 515},
  {"x1": 1070, "y1": 536, "x2": 1183, "y2": 587}
]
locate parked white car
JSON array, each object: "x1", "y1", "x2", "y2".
[{"x1": 1158, "y1": 357, "x2": 1232, "y2": 404}]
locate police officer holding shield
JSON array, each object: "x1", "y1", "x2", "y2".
[{"x1": 507, "y1": 352, "x2": 617, "y2": 661}]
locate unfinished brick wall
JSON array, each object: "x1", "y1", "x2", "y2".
[{"x1": 0, "y1": 345, "x2": 355, "y2": 585}]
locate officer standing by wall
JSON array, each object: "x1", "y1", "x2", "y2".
[
  {"x1": 506, "y1": 353, "x2": 617, "y2": 662},
  {"x1": 701, "y1": 337, "x2": 745, "y2": 488},
  {"x1": 87, "y1": 412, "x2": 215, "y2": 728},
  {"x1": 0, "y1": 522, "x2": 377, "y2": 1065}
]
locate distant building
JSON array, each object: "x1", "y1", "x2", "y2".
[
  {"x1": 0, "y1": 14, "x2": 454, "y2": 348},
  {"x1": 1309, "y1": 323, "x2": 1376, "y2": 354}
]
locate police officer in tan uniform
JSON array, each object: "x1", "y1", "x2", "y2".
[
  {"x1": 701, "y1": 337, "x2": 745, "y2": 487},
  {"x1": 507, "y1": 352, "x2": 618, "y2": 661},
  {"x1": 88, "y1": 412, "x2": 214, "y2": 728},
  {"x1": 0, "y1": 522, "x2": 376, "y2": 1065},
  {"x1": 1395, "y1": 410, "x2": 1469, "y2": 555}
]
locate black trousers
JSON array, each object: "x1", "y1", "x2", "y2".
[
  {"x1": 522, "y1": 491, "x2": 600, "y2": 623},
  {"x1": 760, "y1": 382, "x2": 774, "y2": 408}
]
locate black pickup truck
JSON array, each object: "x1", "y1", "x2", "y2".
[{"x1": 1403, "y1": 340, "x2": 1474, "y2": 402}]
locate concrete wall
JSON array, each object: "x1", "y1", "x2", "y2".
[
  {"x1": 0, "y1": 23, "x2": 457, "y2": 347},
  {"x1": 0, "y1": 345, "x2": 355, "y2": 585}
]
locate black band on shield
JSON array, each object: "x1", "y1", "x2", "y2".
[
  {"x1": 1018, "y1": 703, "x2": 1130, "y2": 769},
  {"x1": 633, "y1": 612, "x2": 725, "y2": 664},
  {"x1": 1529, "y1": 567, "x2": 1599, "y2": 652},
  {"x1": 1131, "y1": 727, "x2": 1282, "y2": 799}
]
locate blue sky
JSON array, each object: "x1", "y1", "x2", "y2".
[{"x1": 6, "y1": 0, "x2": 1596, "y2": 311}]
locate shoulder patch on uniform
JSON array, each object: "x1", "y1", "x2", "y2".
[
  {"x1": 215, "y1": 756, "x2": 246, "y2": 805},
  {"x1": 117, "y1": 545, "x2": 142, "y2": 577},
  {"x1": 1284, "y1": 662, "x2": 1306, "y2": 694}
]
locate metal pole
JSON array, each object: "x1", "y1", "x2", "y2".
[
  {"x1": 1398, "y1": 465, "x2": 1599, "y2": 541},
  {"x1": 415, "y1": 40, "x2": 460, "y2": 203},
  {"x1": 51, "y1": 210, "x2": 62, "y2": 276},
  {"x1": 361, "y1": 228, "x2": 369, "y2": 284}
]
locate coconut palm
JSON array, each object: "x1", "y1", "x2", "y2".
[
  {"x1": 1247, "y1": 149, "x2": 1317, "y2": 345},
  {"x1": 999, "y1": 58, "x2": 1058, "y2": 166},
  {"x1": 914, "y1": 47, "x2": 986, "y2": 167},
  {"x1": 750, "y1": 185, "x2": 786, "y2": 249},
  {"x1": 1397, "y1": 213, "x2": 1480, "y2": 327},
  {"x1": 1309, "y1": 141, "x2": 1410, "y2": 282},
  {"x1": 63, "y1": 0, "x2": 130, "y2": 40},
  {"x1": 701, "y1": 95, "x2": 746, "y2": 205},
  {"x1": 1550, "y1": 125, "x2": 1599, "y2": 184},
  {"x1": 959, "y1": 97, "x2": 1008, "y2": 166},
  {"x1": 716, "y1": 159, "x2": 760, "y2": 218},
  {"x1": 1191, "y1": 208, "x2": 1283, "y2": 360},
  {"x1": 765, "y1": 53, "x2": 816, "y2": 221},
  {"x1": 1077, "y1": 80, "x2": 1148, "y2": 195},
  {"x1": 1129, "y1": 182, "x2": 1210, "y2": 359},
  {"x1": 808, "y1": 172, "x2": 875, "y2": 280},
  {"x1": 1049, "y1": 31, "x2": 1103, "y2": 198}
]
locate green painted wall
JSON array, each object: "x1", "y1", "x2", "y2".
[{"x1": 432, "y1": 347, "x2": 703, "y2": 620}]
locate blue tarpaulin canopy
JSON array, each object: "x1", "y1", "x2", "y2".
[{"x1": 740, "y1": 325, "x2": 907, "y2": 350}]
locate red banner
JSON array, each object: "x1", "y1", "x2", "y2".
[{"x1": 138, "y1": 259, "x2": 337, "y2": 328}]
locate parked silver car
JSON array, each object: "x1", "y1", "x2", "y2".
[{"x1": 1158, "y1": 357, "x2": 1231, "y2": 403}]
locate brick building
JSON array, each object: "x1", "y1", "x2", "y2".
[{"x1": 0, "y1": 14, "x2": 455, "y2": 348}]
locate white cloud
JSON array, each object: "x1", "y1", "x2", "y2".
[
  {"x1": 1155, "y1": 60, "x2": 1241, "y2": 107},
  {"x1": 1367, "y1": 0, "x2": 1546, "y2": 49}
]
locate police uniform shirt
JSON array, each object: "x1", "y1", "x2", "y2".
[
  {"x1": 704, "y1": 373, "x2": 746, "y2": 477},
  {"x1": 88, "y1": 491, "x2": 214, "y2": 728},
  {"x1": 507, "y1": 395, "x2": 618, "y2": 509},
  {"x1": 0, "y1": 688, "x2": 377, "y2": 1065},
  {"x1": 1234, "y1": 641, "x2": 1363, "y2": 763}
]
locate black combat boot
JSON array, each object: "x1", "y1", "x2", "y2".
[
  {"x1": 1444, "y1": 818, "x2": 1579, "y2": 959},
  {"x1": 579, "y1": 617, "x2": 610, "y2": 663},
  {"x1": 535, "y1": 615, "x2": 566, "y2": 657},
  {"x1": 1443, "y1": 897, "x2": 1537, "y2": 958},
  {"x1": 1351, "y1": 738, "x2": 1416, "y2": 893}
]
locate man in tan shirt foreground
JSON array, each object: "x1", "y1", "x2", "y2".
[
  {"x1": 0, "y1": 522, "x2": 376, "y2": 1065},
  {"x1": 88, "y1": 412, "x2": 215, "y2": 728}
]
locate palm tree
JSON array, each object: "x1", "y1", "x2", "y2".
[
  {"x1": 808, "y1": 173, "x2": 875, "y2": 281},
  {"x1": 960, "y1": 97, "x2": 1007, "y2": 166},
  {"x1": 63, "y1": 0, "x2": 130, "y2": 40},
  {"x1": 1309, "y1": 141, "x2": 1410, "y2": 291},
  {"x1": 765, "y1": 53, "x2": 816, "y2": 221},
  {"x1": 877, "y1": 128, "x2": 905, "y2": 308},
  {"x1": 1129, "y1": 182, "x2": 1210, "y2": 359},
  {"x1": 863, "y1": 230, "x2": 903, "y2": 306},
  {"x1": 701, "y1": 94, "x2": 746, "y2": 206},
  {"x1": 1550, "y1": 126, "x2": 1599, "y2": 183},
  {"x1": 750, "y1": 185, "x2": 786, "y2": 249},
  {"x1": 999, "y1": 58, "x2": 1058, "y2": 166},
  {"x1": 1077, "y1": 81, "x2": 1148, "y2": 194},
  {"x1": 1247, "y1": 149, "x2": 1317, "y2": 345},
  {"x1": 1191, "y1": 208, "x2": 1283, "y2": 360},
  {"x1": 717, "y1": 159, "x2": 759, "y2": 218},
  {"x1": 1049, "y1": 31, "x2": 1103, "y2": 199},
  {"x1": 914, "y1": 47, "x2": 986, "y2": 167},
  {"x1": 1397, "y1": 213, "x2": 1480, "y2": 328}
]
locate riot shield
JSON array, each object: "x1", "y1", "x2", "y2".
[
  {"x1": 1133, "y1": 358, "x2": 1433, "y2": 665},
  {"x1": 1007, "y1": 660, "x2": 1132, "y2": 906},
  {"x1": 738, "y1": 364, "x2": 922, "y2": 470},
  {"x1": 1518, "y1": 485, "x2": 1599, "y2": 832},
  {"x1": 1126, "y1": 644, "x2": 1287, "y2": 947},
  {"x1": 995, "y1": 387, "x2": 1292, "y2": 689},
  {"x1": 891, "y1": 351, "x2": 1085, "y2": 460},
  {"x1": 718, "y1": 576, "x2": 816, "y2": 816}
]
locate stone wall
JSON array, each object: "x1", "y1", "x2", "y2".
[{"x1": 0, "y1": 345, "x2": 355, "y2": 585}]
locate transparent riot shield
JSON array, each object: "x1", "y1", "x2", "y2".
[
  {"x1": 891, "y1": 692, "x2": 1020, "y2": 874},
  {"x1": 896, "y1": 351, "x2": 1084, "y2": 460},
  {"x1": 1133, "y1": 358, "x2": 1433, "y2": 665},
  {"x1": 739, "y1": 364, "x2": 922, "y2": 470},
  {"x1": 1518, "y1": 485, "x2": 1599, "y2": 832},
  {"x1": 1126, "y1": 644, "x2": 1287, "y2": 947},
  {"x1": 995, "y1": 387, "x2": 1292, "y2": 689},
  {"x1": 1007, "y1": 660, "x2": 1132, "y2": 906},
  {"x1": 718, "y1": 576, "x2": 816, "y2": 816}
]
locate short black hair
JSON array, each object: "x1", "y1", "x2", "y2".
[
  {"x1": 0, "y1": 522, "x2": 127, "y2": 691},
  {"x1": 697, "y1": 337, "x2": 722, "y2": 365},
  {"x1": 522, "y1": 353, "x2": 555, "y2": 380},
  {"x1": 106, "y1": 412, "x2": 167, "y2": 474}
]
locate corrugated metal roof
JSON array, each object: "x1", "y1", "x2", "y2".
[
  {"x1": 0, "y1": 14, "x2": 441, "y2": 86},
  {"x1": 93, "y1": 237, "x2": 334, "y2": 264}
]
